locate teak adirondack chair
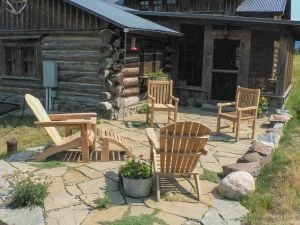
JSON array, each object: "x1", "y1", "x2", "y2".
[
  {"x1": 146, "y1": 121, "x2": 211, "y2": 201},
  {"x1": 217, "y1": 86, "x2": 261, "y2": 142},
  {"x1": 25, "y1": 94, "x2": 96, "y2": 163},
  {"x1": 146, "y1": 80, "x2": 179, "y2": 127}
]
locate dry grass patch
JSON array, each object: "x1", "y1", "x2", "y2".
[{"x1": 0, "y1": 114, "x2": 50, "y2": 157}]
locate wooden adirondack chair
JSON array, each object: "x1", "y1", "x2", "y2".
[
  {"x1": 217, "y1": 86, "x2": 261, "y2": 142},
  {"x1": 146, "y1": 121, "x2": 211, "y2": 201},
  {"x1": 25, "y1": 94, "x2": 96, "y2": 162},
  {"x1": 146, "y1": 80, "x2": 179, "y2": 127}
]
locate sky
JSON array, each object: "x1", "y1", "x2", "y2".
[{"x1": 291, "y1": 0, "x2": 300, "y2": 20}]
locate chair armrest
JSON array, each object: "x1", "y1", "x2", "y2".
[
  {"x1": 35, "y1": 120, "x2": 93, "y2": 127},
  {"x1": 49, "y1": 113, "x2": 97, "y2": 121},
  {"x1": 217, "y1": 102, "x2": 235, "y2": 114},
  {"x1": 146, "y1": 128, "x2": 159, "y2": 151},
  {"x1": 170, "y1": 95, "x2": 179, "y2": 102},
  {"x1": 148, "y1": 94, "x2": 155, "y2": 102},
  {"x1": 237, "y1": 106, "x2": 258, "y2": 111}
]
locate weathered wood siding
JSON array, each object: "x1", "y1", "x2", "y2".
[
  {"x1": 0, "y1": 0, "x2": 109, "y2": 32},
  {"x1": 41, "y1": 34, "x2": 107, "y2": 112}
]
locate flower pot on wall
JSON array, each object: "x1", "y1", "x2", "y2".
[{"x1": 122, "y1": 176, "x2": 152, "y2": 198}]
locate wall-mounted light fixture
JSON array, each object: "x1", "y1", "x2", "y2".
[{"x1": 130, "y1": 37, "x2": 138, "y2": 52}]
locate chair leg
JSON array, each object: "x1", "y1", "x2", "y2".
[
  {"x1": 150, "y1": 110, "x2": 154, "y2": 127},
  {"x1": 193, "y1": 174, "x2": 201, "y2": 201},
  {"x1": 174, "y1": 108, "x2": 178, "y2": 123},
  {"x1": 81, "y1": 124, "x2": 89, "y2": 163},
  {"x1": 232, "y1": 121, "x2": 236, "y2": 133},
  {"x1": 236, "y1": 120, "x2": 240, "y2": 142},
  {"x1": 146, "y1": 110, "x2": 149, "y2": 124},
  {"x1": 168, "y1": 110, "x2": 171, "y2": 123},
  {"x1": 217, "y1": 116, "x2": 221, "y2": 133},
  {"x1": 156, "y1": 174, "x2": 160, "y2": 202},
  {"x1": 252, "y1": 118, "x2": 256, "y2": 139},
  {"x1": 102, "y1": 138, "x2": 110, "y2": 161}
]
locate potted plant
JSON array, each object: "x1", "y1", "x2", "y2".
[
  {"x1": 148, "y1": 69, "x2": 169, "y2": 81},
  {"x1": 119, "y1": 155, "x2": 152, "y2": 198},
  {"x1": 258, "y1": 96, "x2": 269, "y2": 117}
]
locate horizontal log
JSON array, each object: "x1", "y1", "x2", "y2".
[
  {"x1": 59, "y1": 71, "x2": 104, "y2": 84},
  {"x1": 125, "y1": 56, "x2": 140, "y2": 65},
  {"x1": 122, "y1": 67, "x2": 140, "y2": 77},
  {"x1": 42, "y1": 39, "x2": 111, "y2": 51},
  {"x1": 125, "y1": 61, "x2": 140, "y2": 68},
  {"x1": 122, "y1": 87, "x2": 140, "y2": 97},
  {"x1": 41, "y1": 50, "x2": 105, "y2": 62},
  {"x1": 122, "y1": 77, "x2": 139, "y2": 88},
  {"x1": 58, "y1": 62, "x2": 100, "y2": 73},
  {"x1": 55, "y1": 91, "x2": 100, "y2": 104},
  {"x1": 57, "y1": 82, "x2": 104, "y2": 95},
  {"x1": 110, "y1": 72, "x2": 123, "y2": 83},
  {"x1": 99, "y1": 92, "x2": 113, "y2": 101},
  {"x1": 111, "y1": 96, "x2": 140, "y2": 109},
  {"x1": 109, "y1": 86, "x2": 123, "y2": 95}
]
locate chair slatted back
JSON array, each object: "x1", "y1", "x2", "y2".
[
  {"x1": 25, "y1": 94, "x2": 62, "y2": 145},
  {"x1": 148, "y1": 80, "x2": 173, "y2": 104},
  {"x1": 235, "y1": 86, "x2": 261, "y2": 117},
  {"x1": 159, "y1": 122, "x2": 211, "y2": 173}
]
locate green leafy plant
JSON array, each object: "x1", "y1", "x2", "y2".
[
  {"x1": 199, "y1": 169, "x2": 221, "y2": 184},
  {"x1": 258, "y1": 96, "x2": 269, "y2": 116},
  {"x1": 31, "y1": 160, "x2": 65, "y2": 170},
  {"x1": 101, "y1": 208, "x2": 167, "y2": 225},
  {"x1": 148, "y1": 69, "x2": 169, "y2": 81},
  {"x1": 120, "y1": 155, "x2": 152, "y2": 179},
  {"x1": 136, "y1": 103, "x2": 149, "y2": 114},
  {"x1": 94, "y1": 195, "x2": 111, "y2": 210},
  {"x1": 10, "y1": 177, "x2": 49, "y2": 208}
]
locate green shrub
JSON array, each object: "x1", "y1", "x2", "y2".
[
  {"x1": 148, "y1": 69, "x2": 169, "y2": 81},
  {"x1": 10, "y1": 177, "x2": 48, "y2": 208},
  {"x1": 94, "y1": 195, "x2": 111, "y2": 210},
  {"x1": 136, "y1": 104, "x2": 149, "y2": 114},
  {"x1": 258, "y1": 96, "x2": 269, "y2": 115},
  {"x1": 120, "y1": 155, "x2": 152, "y2": 179}
]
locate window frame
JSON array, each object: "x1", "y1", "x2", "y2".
[{"x1": 2, "y1": 40, "x2": 40, "y2": 80}]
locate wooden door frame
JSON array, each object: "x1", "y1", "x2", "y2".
[{"x1": 204, "y1": 28, "x2": 251, "y2": 102}]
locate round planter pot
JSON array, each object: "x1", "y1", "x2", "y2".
[{"x1": 122, "y1": 176, "x2": 152, "y2": 198}]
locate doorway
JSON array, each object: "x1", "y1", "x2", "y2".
[{"x1": 211, "y1": 39, "x2": 241, "y2": 101}]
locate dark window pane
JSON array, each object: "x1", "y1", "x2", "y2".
[
  {"x1": 5, "y1": 47, "x2": 19, "y2": 76},
  {"x1": 21, "y1": 46, "x2": 35, "y2": 76}
]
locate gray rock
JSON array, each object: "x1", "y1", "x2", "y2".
[
  {"x1": 0, "y1": 207, "x2": 44, "y2": 225},
  {"x1": 273, "y1": 123, "x2": 284, "y2": 129},
  {"x1": 182, "y1": 221, "x2": 201, "y2": 225},
  {"x1": 253, "y1": 141, "x2": 273, "y2": 156},
  {"x1": 201, "y1": 199, "x2": 248, "y2": 225},
  {"x1": 238, "y1": 152, "x2": 261, "y2": 163},
  {"x1": 0, "y1": 160, "x2": 16, "y2": 176},
  {"x1": 218, "y1": 171, "x2": 255, "y2": 200},
  {"x1": 201, "y1": 208, "x2": 226, "y2": 225},
  {"x1": 258, "y1": 133, "x2": 280, "y2": 148},
  {"x1": 213, "y1": 199, "x2": 249, "y2": 221},
  {"x1": 222, "y1": 162, "x2": 260, "y2": 177}
]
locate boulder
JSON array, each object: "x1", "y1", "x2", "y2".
[
  {"x1": 218, "y1": 171, "x2": 255, "y2": 200},
  {"x1": 238, "y1": 152, "x2": 261, "y2": 163},
  {"x1": 266, "y1": 128, "x2": 284, "y2": 139},
  {"x1": 258, "y1": 133, "x2": 280, "y2": 148},
  {"x1": 222, "y1": 162, "x2": 260, "y2": 177},
  {"x1": 253, "y1": 141, "x2": 273, "y2": 156}
]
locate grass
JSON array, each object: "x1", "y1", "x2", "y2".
[
  {"x1": 10, "y1": 177, "x2": 49, "y2": 208},
  {"x1": 0, "y1": 114, "x2": 50, "y2": 157},
  {"x1": 101, "y1": 208, "x2": 167, "y2": 225},
  {"x1": 31, "y1": 160, "x2": 65, "y2": 170},
  {"x1": 240, "y1": 54, "x2": 300, "y2": 225},
  {"x1": 199, "y1": 169, "x2": 221, "y2": 183},
  {"x1": 94, "y1": 195, "x2": 111, "y2": 210}
]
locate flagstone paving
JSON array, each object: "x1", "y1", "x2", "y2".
[{"x1": 0, "y1": 107, "x2": 268, "y2": 225}]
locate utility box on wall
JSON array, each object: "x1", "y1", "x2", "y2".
[{"x1": 43, "y1": 61, "x2": 58, "y2": 88}]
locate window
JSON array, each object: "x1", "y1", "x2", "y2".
[
  {"x1": 166, "y1": 0, "x2": 176, "y2": 11},
  {"x1": 140, "y1": 0, "x2": 149, "y2": 11},
  {"x1": 141, "y1": 48, "x2": 165, "y2": 75},
  {"x1": 3, "y1": 41, "x2": 38, "y2": 79},
  {"x1": 153, "y1": 0, "x2": 162, "y2": 11}
]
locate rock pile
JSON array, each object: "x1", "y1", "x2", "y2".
[{"x1": 218, "y1": 110, "x2": 291, "y2": 200}]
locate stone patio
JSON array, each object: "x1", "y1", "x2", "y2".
[{"x1": 0, "y1": 107, "x2": 268, "y2": 225}]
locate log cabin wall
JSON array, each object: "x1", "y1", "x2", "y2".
[{"x1": 0, "y1": 0, "x2": 132, "y2": 118}]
